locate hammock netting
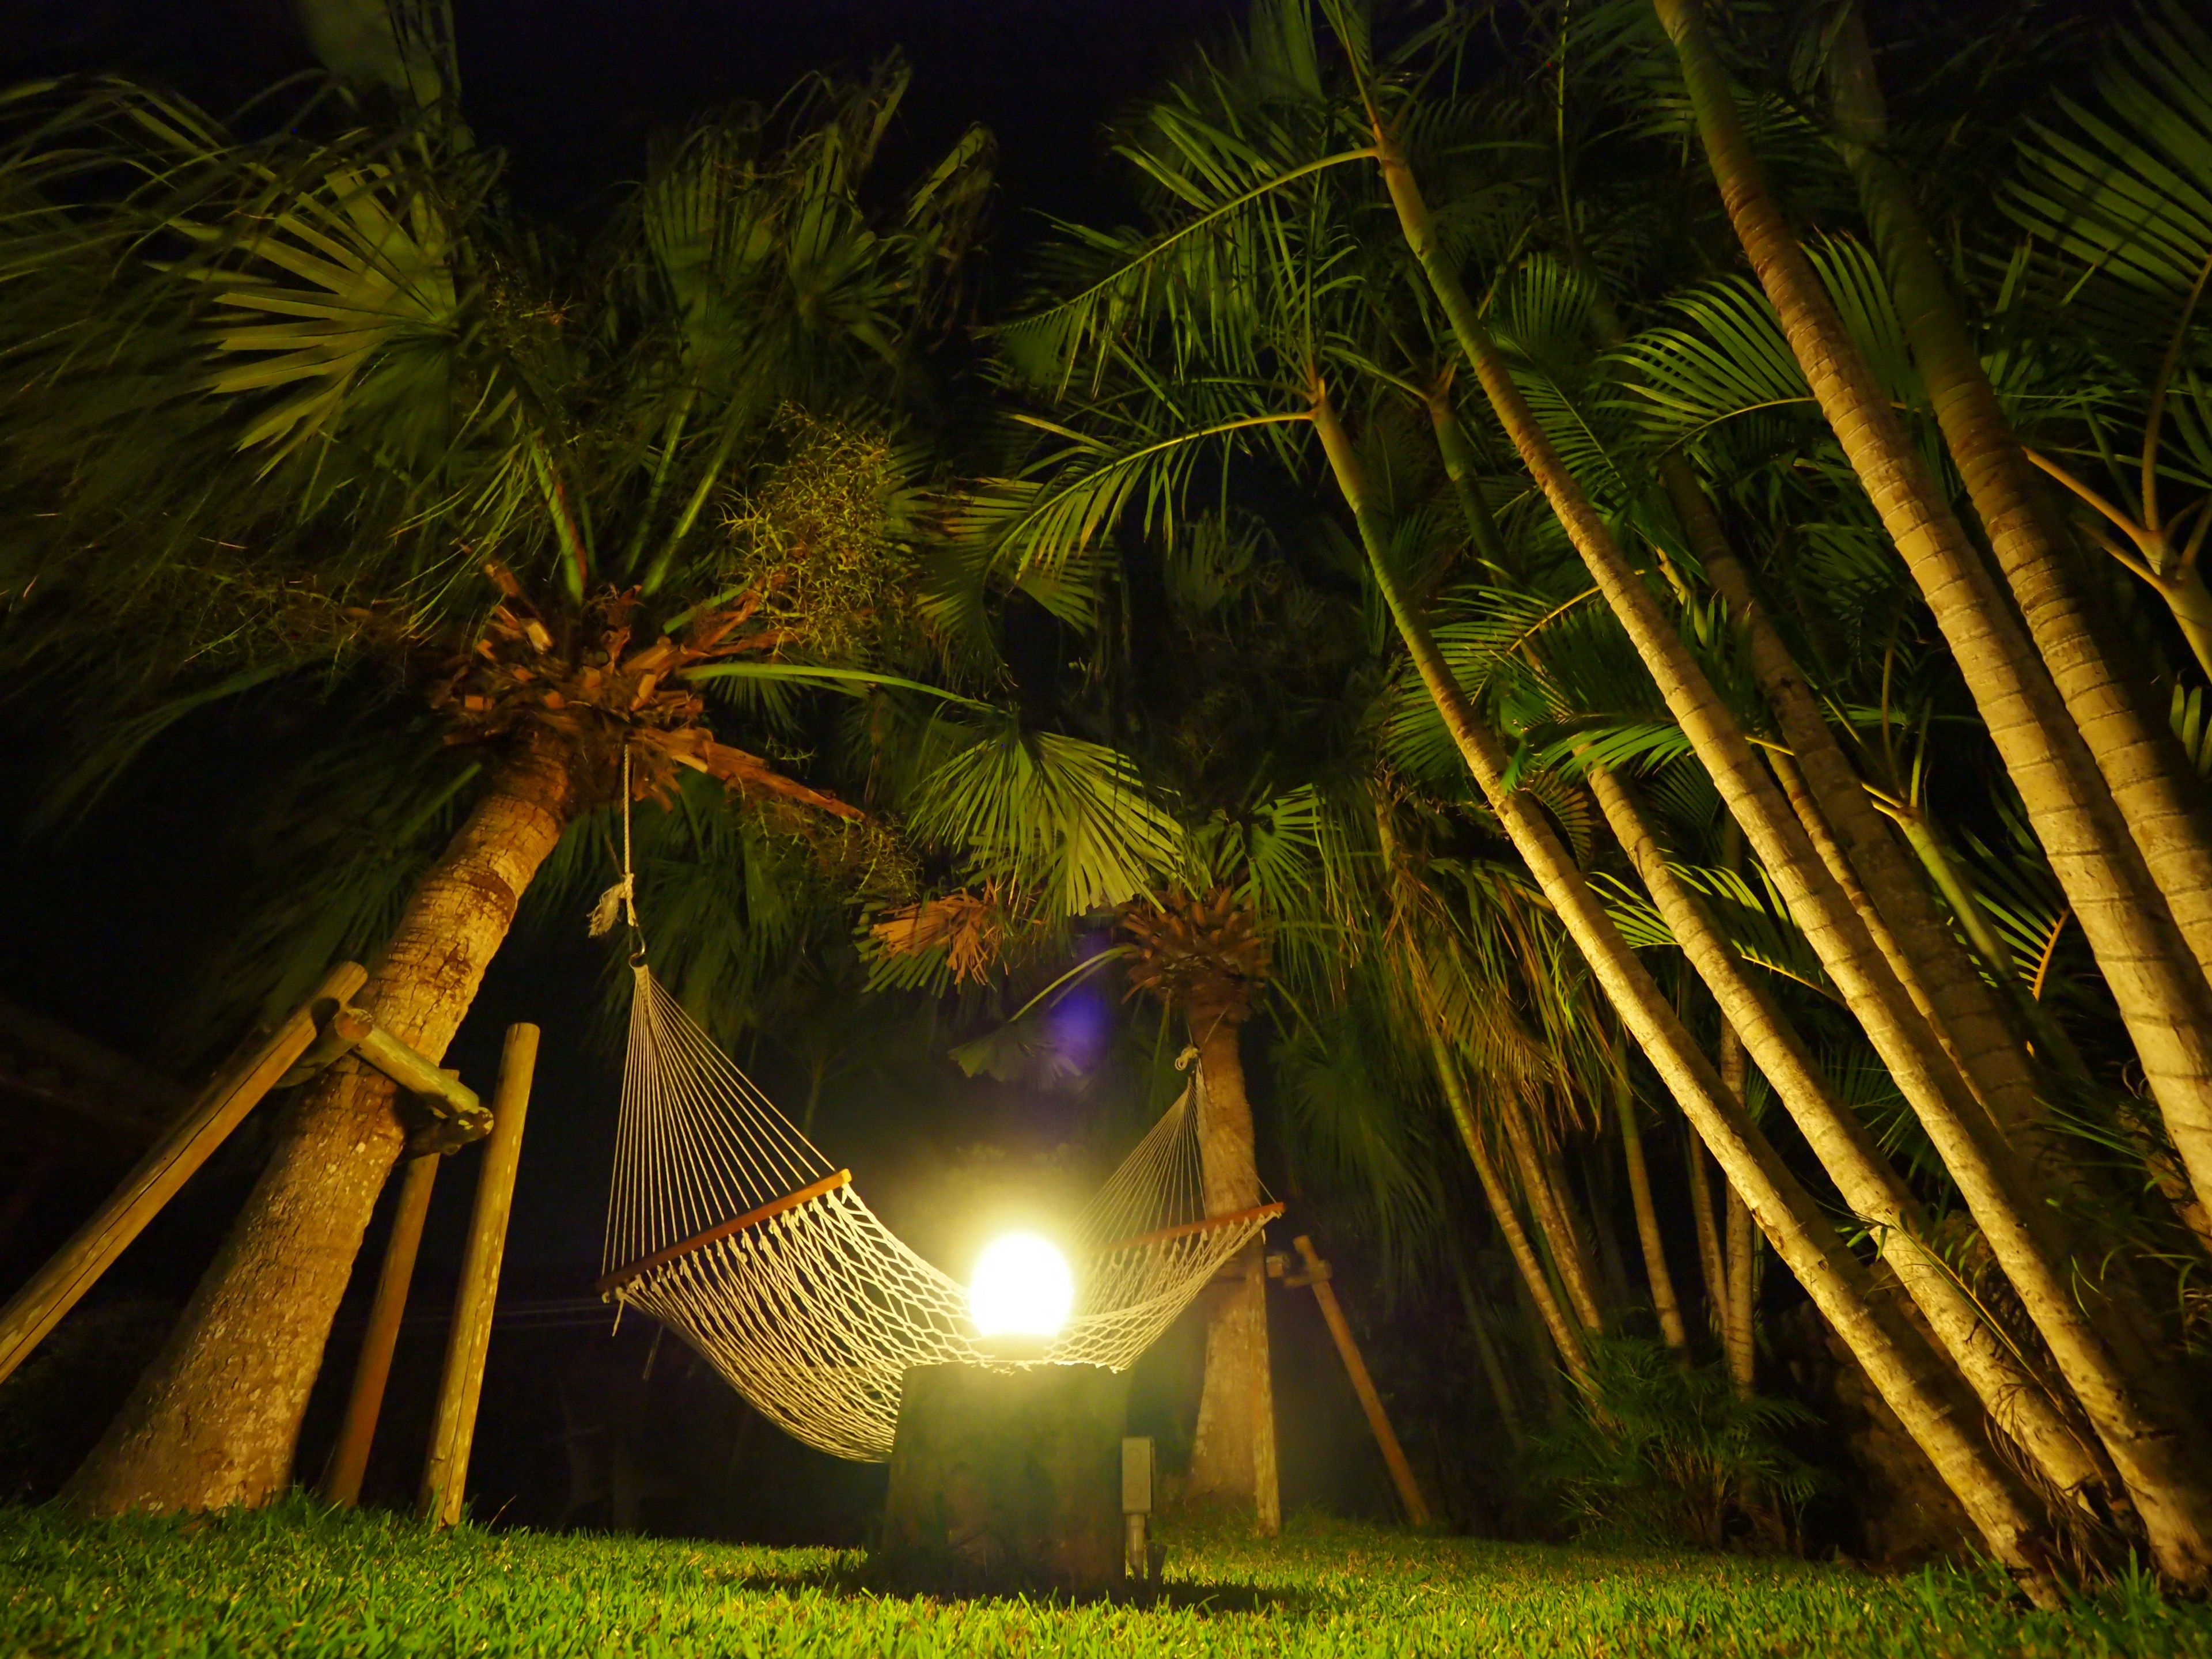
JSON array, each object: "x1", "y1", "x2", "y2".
[{"x1": 598, "y1": 963, "x2": 1278, "y2": 1461}]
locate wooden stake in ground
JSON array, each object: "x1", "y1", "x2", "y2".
[
  {"x1": 421, "y1": 1024, "x2": 538, "y2": 1528},
  {"x1": 1283, "y1": 1234, "x2": 1431, "y2": 1526},
  {"x1": 0, "y1": 961, "x2": 368, "y2": 1390},
  {"x1": 322, "y1": 1152, "x2": 441, "y2": 1506}
]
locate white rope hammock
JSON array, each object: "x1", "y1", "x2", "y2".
[{"x1": 596, "y1": 963, "x2": 1280, "y2": 1461}]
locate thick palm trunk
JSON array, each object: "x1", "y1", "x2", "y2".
[
  {"x1": 1828, "y1": 1, "x2": 2212, "y2": 1001},
  {"x1": 1592, "y1": 767, "x2": 2126, "y2": 1526},
  {"x1": 1315, "y1": 387, "x2": 2060, "y2": 1600},
  {"x1": 1379, "y1": 107, "x2": 2212, "y2": 1579},
  {"x1": 1184, "y1": 1003, "x2": 1281, "y2": 1534},
  {"x1": 66, "y1": 735, "x2": 576, "y2": 1514},
  {"x1": 1649, "y1": 0, "x2": 2212, "y2": 1268},
  {"x1": 1616, "y1": 1076, "x2": 1690, "y2": 1350},
  {"x1": 1497, "y1": 1090, "x2": 1605, "y2": 1333},
  {"x1": 1429, "y1": 1024, "x2": 1592, "y2": 1383}
]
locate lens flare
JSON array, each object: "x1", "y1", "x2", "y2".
[{"x1": 968, "y1": 1232, "x2": 1075, "y2": 1339}]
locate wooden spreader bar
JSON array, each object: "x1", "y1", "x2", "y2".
[
  {"x1": 1094, "y1": 1200, "x2": 1284, "y2": 1259},
  {"x1": 596, "y1": 1168, "x2": 853, "y2": 1296}
]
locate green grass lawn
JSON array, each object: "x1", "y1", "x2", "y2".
[{"x1": 2, "y1": 1499, "x2": 2206, "y2": 1658}]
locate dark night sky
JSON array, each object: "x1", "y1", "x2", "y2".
[{"x1": 1, "y1": 0, "x2": 1248, "y2": 227}]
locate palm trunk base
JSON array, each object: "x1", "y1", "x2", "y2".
[{"x1": 65, "y1": 1064, "x2": 407, "y2": 1513}]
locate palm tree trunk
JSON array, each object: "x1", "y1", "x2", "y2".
[
  {"x1": 66, "y1": 733, "x2": 577, "y2": 1514},
  {"x1": 1314, "y1": 382, "x2": 2061, "y2": 1601},
  {"x1": 1184, "y1": 1000, "x2": 1281, "y2": 1535},
  {"x1": 1453, "y1": 1263, "x2": 1527, "y2": 1452},
  {"x1": 1429, "y1": 1025, "x2": 1591, "y2": 1385},
  {"x1": 1718, "y1": 1025, "x2": 1758, "y2": 1399},
  {"x1": 1590, "y1": 766, "x2": 2127, "y2": 1528},
  {"x1": 1423, "y1": 378, "x2": 1512, "y2": 574},
  {"x1": 1650, "y1": 0, "x2": 2212, "y2": 1277},
  {"x1": 1497, "y1": 1089, "x2": 1605, "y2": 1334},
  {"x1": 1380, "y1": 100, "x2": 2212, "y2": 1580},
  {"x1": 1827, "y1": 0, "x2": 2212, "y2": 1002},
  {"x1": 1616, "y1": 1073, "x2": 1690, "y2": 1351},
  {"x1": 1686, "y1": 1128, "x2": 1729, "y2": 1339}
]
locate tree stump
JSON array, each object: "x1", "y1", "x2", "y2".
[{"x1": 878, "y1": 1362, "x2": 1127, "y2": 1593}]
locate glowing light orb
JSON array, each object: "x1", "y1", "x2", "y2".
[{"x1": 969, "y1": 1232, "x2": 1075, "y2": 1339}]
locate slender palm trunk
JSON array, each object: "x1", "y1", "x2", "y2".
[
  {"x1": 1184, "y1": 1001, "x2": 1281, "y2": 1535},
  {"x1": 1315, "y1": 383, "x2": 2060, "y2": 1600},
  {"x1": 1717, "y1": 1026, "x2": 1758, "y2": 1399},
  {"x1": 1616, "y1": 1074, "x2": 1690, "y2": 1350},
  {"x1": 1423, "y1": 380, "x2": 1512, "y2": 573},
  {"x1": 1497, "y1": 1089, "x2": 1605, "y2": 1333},
  {"x1": 1378, "y1": 104, "x2": 2212, "y2": 1578},
  {"x1": 1686, "y1": 1130, "x2": 1729, "y2": 1339},
  {"x1": 1452, "y1": 1260, "x2": 1527, "y2": 1450},
  {"x1": 1590, "y1": 767, "x2": 2126, "y2": 1527},
  {"x1": 1430, "y1": 1025, "x2": 1591, "y2": 1384},
  {"x1": 1828, "y1": 0, "x2": 2212, "y2": 1001},
  {"x1": 1649, "y1": 0, "x2": 2212, "y2": 1289},
  {"x1": 66, "y1": 734, "x2": 577, "y2": 1514}
]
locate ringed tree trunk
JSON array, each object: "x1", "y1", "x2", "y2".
[
  {"x1": 1427, "y1": 1024, "x2": 1592, "y2": 1385},
  {"x1": 1584, "y1": 255, "x2": 2072, "y2": 1182},
  {"x1": 1375, "y1": 100, "x2": 2212, "y2": 1580},
  {"x1": 1182, "y1": 993, "x2": 1281, "y2": 1535},
  {"x1": 1717, "y1": 1024, "x2": 1758, "y2": 1400},
  {"x1": 1495, "y1": 1089, "x2": 1605, "y2": 1335},
  {"x1": 1614, "y1": 1069, "x2": 1690, "y2": 1352},
  {"x1": 1313, "y1": 384, "x2": 2062, "y2": 1601},
  {"x1": 1590, "y1": 767, "x2": 2127, "y2": 1531},
  {"x1": 65, "y1": 733, "x2": 578, "y2": 1514},
  {"x1": 1647, "y1": 0, "x2": 2212, "y2": 1279},
  {"x1": 1828, "y1": 0, "x2": 2212, "y2": 1003}
]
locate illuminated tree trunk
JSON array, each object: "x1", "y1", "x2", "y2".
[
  {"x1": 1378, "y1": 90, "x2": 2212, "y2": 1580},
  {"x1": 1828, "y1": 0, "x2": 2212, "y2": 1001},
  {"x1": 1616, "y1": 1075, "x2": 1689, "y2": 1351},
  {"x1": 1429, "y1": 1025, "x2": 1591, "y2": 1384},
  {"x1": 66, "y1": 736, "x2": 576, "y2": 1514},
  {"x1": 1183, "y1": 998, "x2": 1280, "y2": 1535},
  {"x1": 1315, "y1": 382, "x2": 2060, "y2": 1601},
  {"x1": 1649, "y1": 0, "x2": 2212, "y2": 1280},
  {"x1": 1590, "y1": 767, "x2": 2127, "y2": 1529}
]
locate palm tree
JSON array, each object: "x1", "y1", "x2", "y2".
[
  {"x1": 0, "y1": 5, "x2": 990, "y2": 1512},
  {"x1": 971, "y1": 18, "x2": 2062, "y2": 1590}
]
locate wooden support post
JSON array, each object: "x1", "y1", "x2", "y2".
[
  {"x1": 421, "y1": 1024, "x2": 537, "y2": 1528},
  {"x1": 0, "y1": 962, "x2": 368, "y2": 1390},
  {"x1": 322, "y1": 1151, "x2": 441, "y2": 1507},
  {"x1": 1289, "y1": 1234, "x2": 1431, "y2": 1527}
]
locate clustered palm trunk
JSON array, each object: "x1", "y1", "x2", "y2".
[{"x1": 974, "y1": 0, "x2": 2212, "y2": 1595}]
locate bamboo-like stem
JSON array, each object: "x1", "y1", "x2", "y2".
[
  {"x1": 1452, "y1": 1257, "x2": 1527, "y2": 1449},
  {"x1": 1590, "y1": 767, "x2": 2126, "y2": 1527},
  {"x1": 421, "y1": 1024, "x2": 538, "y2": 1528},
  {"x1": 1686, "y1": 1128, "x2": 1729, "y2": 1340},
  {"x1": 1497, "y1": 1088, "x2": 1605, "y2": 1334},
  {"x1": 1312, "y1": 372, "x2": 2060, "y2": 1599},
  {"x1": 1828, "y1": 0, "x2": 2212, "y2": 999},
  {"x1": 1429, "y1": 1024, "x2": 1591, "y2": 1385},
  {"x1": 322, "y1": 1152, "x2": 438, "y2": 1507},
  {"x1": 1719, "y1": 1025, "x2": 1758, "y2": 1401},
  {"x1": 1616, "y1": 1073, "x2": 1690, "y2": 1351}
]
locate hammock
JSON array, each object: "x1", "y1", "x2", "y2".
[{"x1": 595, "y1": 963, "x2": 1279, "y2": 1462}]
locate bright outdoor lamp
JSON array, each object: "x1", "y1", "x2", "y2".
[{"x1": 969, "y1": 1232, "x2": 1075, "y2": 1339}]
